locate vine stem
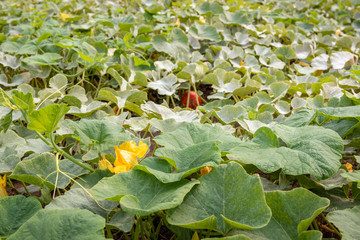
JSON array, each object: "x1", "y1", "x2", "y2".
[
  {"x1": 50, "y1": 133, "x2": 94, "y2": 172},
  {"x1": 7, "y1": 95, "x2": 94, "y2": 172},
  {"x1": 320, "y1": 213, "x2": 342, "y2": 237}
]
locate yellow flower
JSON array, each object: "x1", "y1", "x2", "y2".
[
  {"x1": 345, "y1": 163, "x2": 353, "y2": 173},
  {"x1": 200, "y1": 166, "x2": 212, "y2": 176},
  {"x1": 99, "y1": 156, "x2": 114, "y2": 172},
  {"x1": 60, "y1": 13, "x2": 73, "y2": 22},
  {"x1": 0, "y1": 175, "x2": 8, "y2": 199},
  {"x1": 99, "y1": 141, "x2": 148, "y2": 174},
  {"x1": 335, "y1": 29, "x2": 341, "y2": 36}
]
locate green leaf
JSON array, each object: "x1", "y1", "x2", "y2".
[
  {"x1": 67, "y1": 101, "x2": 106, "y2": 117},
  {"x1": 220, "y1": 11, "x2": 250, "y2": 25},
  {"x1": 152, "y1": 141, "x2": 221, "y2": 182},
  {"x1": 0, "y1": 110, "x2": 12, "y2": 133},
  {"x1": 214, "y1": 105, "x2": 247, "y2": 124},
  {"x1": 252, "y1": 127, "x2": 279, "y2": 148},
  {"x1": 133, "y1": 55, "x2": 150, "y2": 67},
  {"x1": 0, "y1": 195, "x2": 42, "y2": 238},
  {"x1": 10, "y1": 153, "x2": 89, "y2": 190},
  {"x1": 0, "y1": 146, "x2": 20, "y2": 173},
  {"x1": 274, "y1": 46, "x2": 297, "y2": 60},
  {"x1": 108, "y1": 210, "x2": 134, "y2": 232},
  {"x1": 189, "y1": 24, "x2": 221, "y2": 41},
  {"x1": 341, "y1": 170, "x2": 360, "y2": 185},
  {"x1": 152, "y1": 28, "x2": 189, "y2": 61},
  {"x1": 69, "y1": 119, "x2": 130, "y2": 152},
  {"x1": 318, "y1": 106, "x2": 360, "y2": 118},
  {"x1": 203, "y1": 236, "x2": 251, "y2": 240},
  {"x1": 281, "y1": 109, "x2": 316, "y2": 127},
  {"x1": 232, "y1": 188, "x2": 329, "y2": 240},
  {"x1": 90, "y1": 169, "x2": 199, "y2": 216},
  {"x1": 7, "y1": 209, "x2": 106, "y2": 240},
  {"x1": 327, "y1": 206, "x2": 360, "y2": 240},
  {"x1": 311, "y1": 54, "x2": 329, "y2": 70},
  {"x1": 107, "y1": 68, "x2": 124, "y2": 87},
  {"x1": 330, "y1": 51, "x2": 357, "y2": 69},
  {"x1": 46, "y1": 188, "x2": 118, "y2": 218},
  {"x1": 167, "y1": 162, "x2": 271, "y2": 233},
  {"x1": 228, "y1": 125, "x2": 343, "y2": 180},
  {"x1": 118, "y1": 15, "x2": 136, "y2": 32},
  {"x1": 27, "y1": 103, "x2": 70, "y2": 134},
  {"x1": 147, "y1": 74, "x2": 180, "y2": 96},
  {"x1": 154, "y1": 122, "x2": 242, "y2": 153},
  {"x1": 0, "y1": 74, "x2": 24, "y2": 87},
  {"x1": 195, "y1": 2, "x2": 224, "y2": 15},
  {"x1": 22, "y1": 53, "x2": 62, "y2": 66},
  {"x1": 49, "y1": 74, "x2": 68, "y2": 95},
  {"x1": 97, "y1": 88, "x2": 147, "y2": 109},
  {"x1": 270, "y1": 82, "x2": 289, "y2": 101},
  {"x1": 11, "y1": 90, "x2": 35, "y2": 114},
  {"x1": 133, "y1": 157, "x2": 175, "y2": 183},
  {"x1": 297, "y1": 231, "x2": 322, "y2": 240}
]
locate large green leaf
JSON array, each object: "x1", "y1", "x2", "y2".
[
  {"x1": 167, "y1": 162, "x2": 271, "y2": 233},
  {"x1": 195, "y1": 2, "x2": 224, "y2": 15},
  {"x1": 147, "y1": 74, "x2": 180, "y2": 96},
  {"x1": 318, "y1": 106, "x2": 360, "y2": 118},
  {"x1": 11, "y1": 90, "x2": 35, "y2": 114},
  {"x1": 90, "y1": 169, "x2": 199, "y2": 216},
  {"x1": 10, "y1": 153, "x2": 89, "y2": 190},
  {"x1": 189, "y1": 24, "x2": 221, "y2": 41},
  {"x1": 0, "y1": 146, "x2": 20, "y2": 173},
  {"x1": 148, "y1": 141, "x2": 221, "y2": 182},
  {"x1": 7, "y1": 209, "x2": 106, "y2": 240},
  {"x1": 21, "y1": 53, "x2": 62, "y2": 66},
  {"x1": 46, "y1": 188, "x2": 118, "y2": 218},
  {"x1": 154, "y1": 122, "x2": 242, "y2": 153},
  {"x1": 27, "y1": 103, "x2": 70, "y2": 134},
  {"x1": 232, "y1": 188, "x2": 329, "y2": 240},
  {"x1": 0, "y1": 195, "x2": 42, "y2": 238},
  {"x1": 327, "y1": 206, "x2": 360, "y2": 240},
  {"x1": 107, "y1": 210, "x2": 134, "y2": 233},
  {"x1": 219, "y1": 11, "x2": 250, "y2": 25},
  {"x1": 152, "y1": 28, "x2": 189, "y2": 61},
  {"x1": 69, "y1": 119, "x2": 130, "y2": 152},
  {"x1": 228, "y1": 125, "x2": 343, "y2": 180}
]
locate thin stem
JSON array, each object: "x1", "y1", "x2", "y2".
[
  {"x1": 170, "y1": 95, "x2": 176, "y2": 108},
  {"x1": 192, "y1": 83, "x2": 200, "y2": 107},
  {"x1": 321, "y1": 213, "x2": 342, "y2": 237},
  {"x1": 21, "y1": 182, "x2": 31, "y2": 196},
  {"x1": 313, "y1": 219, "x2": 319, "y2": 231},
  {"x1": 50, "y1": 133, "x2": 94, "y2": 172},
  {"x1": 134, "y1": 216, "x2": 141, "y2": 240},
  {"x1": 186, "y1": 84, "x2": 191, "y2": 108},
  {"x1": 140, "y1": 216, "x2": 146, "y2": 239},
  {"x1": 7, "y1": 178, "x2": 20, "y2": 194},
  {"x1": 106, "y1": 227, "x2": 113, "y2": 239}
]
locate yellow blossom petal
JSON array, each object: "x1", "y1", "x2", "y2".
[
  {"x1": 113, "y1": 164, "x2": 131, "y2": 174},
  {"x1": 99, "y1": 156, "x2": 114, "y2": 172},
  {"x1": 60, "y1": 13, "x2": 72, "y2": 21},
  {"x1": 111, "y1": 141, "x2": 148, "y2": 174},
  {"x1": 335, "y1": 29, "x2": 341, "y2": 36},
  {"x1": 136, "y1": 141, "x2": 148, "y2": 158},
  {"x1": 0, "y1": 175, "x2": 7, "y2": 199},
  {"x1": 119, "y1": 141, "x2": 138, "y2": 153},
  {"x1": 200, "y1": 166, "x2": 212, "y2": 176},
  {"x1": 345, "y1": 163, "x2": 353, "y2": 173}
]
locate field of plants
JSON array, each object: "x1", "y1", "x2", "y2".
[{"x1": 0, "y1": 0, "x2": 360, "y2": 239}]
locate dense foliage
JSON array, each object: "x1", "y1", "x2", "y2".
[{"x1": 0, "y1": 0, "x2": 360, "y2": 239}]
